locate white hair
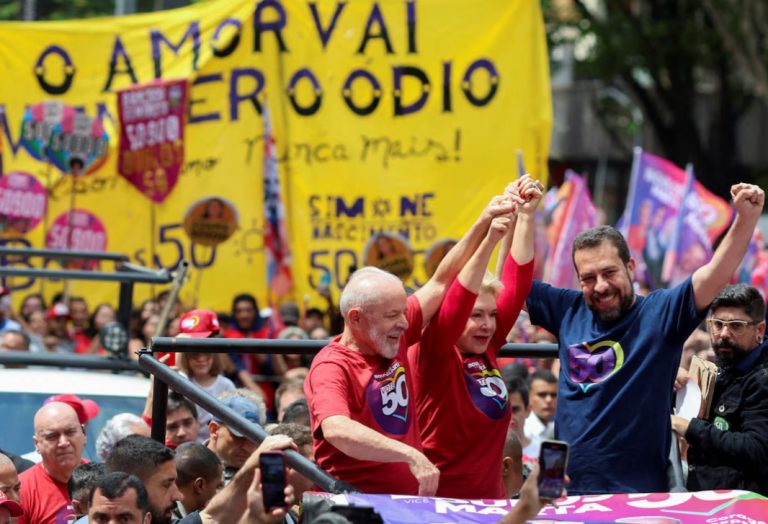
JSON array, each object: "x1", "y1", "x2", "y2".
[
  {"x1": 96, "y1": 413, "x2": 147, "y2": 461},
  {"x1": 217, "y1": 388, "x2": 267, "y2": 425},
  {"x1": 339, "y1": 266, "x2": 403, "y2": 317}
]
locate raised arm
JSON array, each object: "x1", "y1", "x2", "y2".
[
  {"x1": 510, "y1": 177, "x2": 542, "y2": 266},
  {"x1": 414, "y1": 194, "x2": 520, "y2": 327},
  {"x1": 493, "y1": 178, "x2": 542, "y2": 348},
  {"x1": 691, "y1": 183, "x2": 764, "y2": 312},
  {"x1": 459, "y1": 216, "x2": 515, "y2": 292},
  {"x1": 418, "y1": 216, "x2": 515, "y2": 354},
  {"x1": 321, "y1": 415, "x2": 439, "y2": 496}
]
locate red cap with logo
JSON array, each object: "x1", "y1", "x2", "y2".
[
  {"x1": 0, "y1": 492, "x2": 23, "y2": 517},
  {"x1": 44, "y1": 394, "x2": 100, "y2": 425},
  {"x1": 47, "y1": 303, "x2": 71, "y2": 320},
  {"x1": 178, "y1": 309, "x2": 220, "y2": 338}
]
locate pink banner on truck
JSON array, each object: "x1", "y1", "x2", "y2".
[
  {"x1": 117, "y1": 79, "x2": 187, "y2": 203},
  {"x1": 306, "y1": 490, "x2": 768, "y2": 523}
]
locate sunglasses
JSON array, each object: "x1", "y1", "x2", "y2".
[{"x1": 706, "y1": 318, "x2": 760, "y2": 336}]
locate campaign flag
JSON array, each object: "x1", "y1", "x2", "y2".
[
  {"x1": 542, "y1": 171, "x2": 596, "y2": 289},
  {"x1": 663, "y1": 166, "x2": 734, "y2": 287},
  {"x1": 621, "y1": 149, "x2": 690, "y2": 289},
  {"x1": 117, "y1": 79, "x2": 187, "y2": 203},
  {"x1": 263, "y1": 106, "x2": 293, "y2": 300},
  {"x1": 738, "y1": 229, "x2": 768, "y2": 299}
]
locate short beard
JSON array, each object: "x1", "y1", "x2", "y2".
[
  {"x1": 372, "y1": 327, "x2": 399, "y2": 359},
  {"x1": 151, "y1": 504, "x2": 175, "y2": 524},
  {"x1": 714, "y1": 339, "x2": 751, "y2": 371},
  {"x1": 592, "y1": 291, "x2": 635, "y2": 323}
]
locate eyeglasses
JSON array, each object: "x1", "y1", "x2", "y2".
[{"x1": 706, "y1": 318, "x2": 760, "y2": 336}]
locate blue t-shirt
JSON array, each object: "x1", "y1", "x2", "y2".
[{"x1": 526, "y1": 277, "x2": 702, "y2": 494}]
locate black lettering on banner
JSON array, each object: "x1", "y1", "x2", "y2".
[
  {"x1": 229, "y1": 68, "x2": 264, "y2": 119},
  {"x1": 189, "y1": 74, "x2": 223, "y2": 124},
  {"x1": 462, "y1": 58, "x2": 499, "y2": 107},
  {"x1": 309, "y1": 1, "x2": 347, "y2": 49},
  {"x1": 211, "y1": 18, "x2": 242, "y2": 58},
  {"x1": 393, "y1": 66, "x2": 429, "y2": 116},
  {"x1": 406, "y1": 0, "x2": 417, "y2": 53},
  {"x1": 150, "y1": 22, "x2": 201, "y2": 80},
  {"x1": 103, "y1": 36, "x2": 139, "y2": 92},
  {"x1": 253, "y1": 0, "x2": 289, "y2": 52},
  {"x1": 357, "y1": 3, "x2": 394, "y2": 55},
  {"x1": 287, "y1": 68, "x2": 322, "y2": 116},
  {"x1": 35, "y1": 46, "x2": 75, "y2": 95},
  {"x1": 342, "y1": 69, "x2": 381, "y2": 116},
  {"x1": 0, "y1": 238, "x2": 35, "y2": 292}
]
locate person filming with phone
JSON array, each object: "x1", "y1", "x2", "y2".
[
  {"x1": 671, "y1": 284, "x2": 768, "y2": 495},
  {"x1": 525, "y1": 183, "x2": 764, "y2": 494}
]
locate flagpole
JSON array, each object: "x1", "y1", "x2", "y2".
[{"x1": 621, "y1": 146, "x2": 643, "y2": 238}]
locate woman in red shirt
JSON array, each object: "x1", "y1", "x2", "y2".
[{"x1": 410, "y1": 176, "x2": 542, "y2": 498}]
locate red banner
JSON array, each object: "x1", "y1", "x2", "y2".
[{"x1": 117, "y1": 79, "x2": 187, "y2": 203}]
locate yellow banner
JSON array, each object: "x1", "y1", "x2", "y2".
[{"x1": 0, "y1": 0, "x2": 551, "y2": 311}]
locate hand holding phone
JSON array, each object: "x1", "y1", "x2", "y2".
[
  {"x1": 538, "y1": 440, "x2": 568, "y2": 500},
  {"x1": 259, "y1": 451, "x2": 287, "y2": 511}
]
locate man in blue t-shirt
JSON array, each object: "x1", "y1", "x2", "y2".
[{"x1": 526, "y1": 183, "x2": 764, "y2": 495}]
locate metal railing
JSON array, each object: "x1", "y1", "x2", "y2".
[
  {"x1": 147, "y1": 336, "x2": 560, "y2": 359},
  {"x1": 0, "y1": 351, "x2": 141, "y2": 371},
  {"x1": 138, "y1": 350, "x2": 357, "y2": 494},
  {"x1": 139, "y1": 337, "x2": 559, "y2": 494},
  {"x1": 0, "y1": 246, "x2": 128, "y2": 261},
  {"x1": 0, "y1": 247, "x2": 183, "y2": 352}
]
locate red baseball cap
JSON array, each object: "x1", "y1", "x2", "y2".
[
  {"x1": 0, "y1": 492, "x2": 23, "y2": 517},
  {"x1": 178, "y1": 309, "x2": 220, "y2": 338},
  {"x1": 47, "y1": 303, "x2": 71, "y2": 320},
  {"x1": 44, "y1": 394, "x2": 100, "y2": 425}
]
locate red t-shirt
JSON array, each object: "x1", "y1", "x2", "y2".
[
  {"x1": 305, "y1": 295, "x2": 423, "y2": 495},
  {"x1": 19, "y1": 462, "x2": 76, "y2": 524},
  {"x1": 409, "y1": 255, "x2": 533, "y2": 498}
]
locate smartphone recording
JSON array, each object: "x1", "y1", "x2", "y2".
[{"x1": 538, "y1": 439, "x2": 569, "y2": 500}]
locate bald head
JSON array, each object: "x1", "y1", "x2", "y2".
[
  {"x1": 0, "y1": 453, "x2": 20, "y2": 503},
  {"x1": 34, "y1": 402, "x2": 80, "y2": 432},
  {"x1": 340, "y1": 267, "x2": 404, "y2": 317},
  {"x1": 33, "y1": 402, "x2": 86, "y2": 483}
]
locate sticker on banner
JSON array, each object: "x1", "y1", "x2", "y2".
[
  {"x1": 118, "y1": 79, "x2": 187, "y2": 203},
  {"x1": 183, "y1": 197, "x2": 239, "y2": 247},
  {"x1": 46, "y1": 209, "x2": 108, "y2": 269},
  {"x1": 363, "y1": 232, "x2": 414, "y2": 282},
  {"x1": 423, "y1": 238, "x2": 457, "y2": 278},
  {"x1": 0, "y1": 172, "x2": 47, "y2": 235}
]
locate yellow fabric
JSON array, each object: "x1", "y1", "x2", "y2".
[{"x1": 0, "y1": 0, "x2": 551, "y2": 310}]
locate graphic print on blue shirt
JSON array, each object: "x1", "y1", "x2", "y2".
[
  {"x1": 366, "y1": 359, "x2": 410, "y2": 435},
  {"x1": 462, "y1": 357, "x2": 509, "y2": 419},
  {"x1": 567, "y1": 340, "x2": 625, "y2": 392}
]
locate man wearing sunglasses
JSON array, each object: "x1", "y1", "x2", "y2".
[{"x1": 671, "y1": 284, "x2": 768, "y2": 495}]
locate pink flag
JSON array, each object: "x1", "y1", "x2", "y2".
[
  {"x1": 662, "y1": 166, "x2": 734, "y2": 287},
  {"x1": 542, "y1": 171, "x2": 597, "y2": 289}
]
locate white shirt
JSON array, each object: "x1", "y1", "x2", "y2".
[{"x1": 524, "y1": 412, "x2": 555, "y2": 442}]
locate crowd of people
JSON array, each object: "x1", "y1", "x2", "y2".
[{"x1": 0, "y1": 179, "x2": 766, "y2": 524}]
